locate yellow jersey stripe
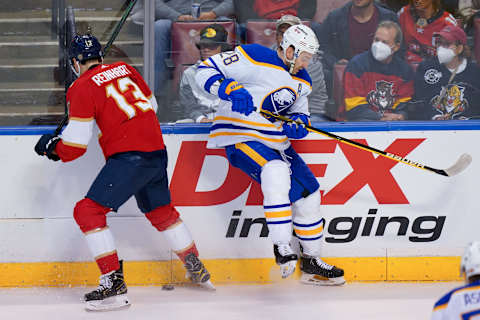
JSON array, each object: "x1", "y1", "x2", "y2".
[
  {"x1": 238, "y1": 46, "x2": 285, "y2": 71},
  {"x1": 292, "y1": 76, "x2": 312, "y2": 89},
  {"x1": 69, "y1": 117, "x2": 94, "y2": 122},
  {"x1": 209, "y1": 131, "x2": 288, "y2": 143},
  {"x1": 62, "y1": 141, "x2": 88, "y2": 149},
  {"x1": 235, "y1": 143, "x2": 268, "y2": 166},
  {"x1": 265, "y1": 210, "x2": 292, "y2": 219},
  {"x1": 433, "y1": 303, "x2": 447, "y2": 311},
  {"x1": 345, "y1": 96, "x2": 368, "y2": 111},
  {"x1": 392, "y1": 96, "x2": 412, "y2": 109},
  {"x1": 294, "y1": 225, "x2": 324, "y2": 236}
]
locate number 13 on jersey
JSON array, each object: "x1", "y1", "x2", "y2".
[{"x1": 106, "y1": 77, "x2": 153, "y2": 119}]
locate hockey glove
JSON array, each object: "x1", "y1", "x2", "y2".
[
  {"x1": 218, "y1": 79, "x2": 255, "y2": 116},
  {"x1": 282, "y1": 114, "x2": 309, "y2": 139},
  {"x1": 34, "y1": 134, "x2": 61, "y2": 161}
]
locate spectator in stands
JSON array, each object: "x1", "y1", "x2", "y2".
[
  {"x1": 271, "y1": 15, "x2": 329, "y2": 121},
  {"x1": 318, "y1": 0, "x2": 398, "y2": 97},
  {"x1": 344, "y1": 21, "x2": 414, "y2": 121},
  {"x1": 398, "y1": 0, "x2": 457, "y2": 65},
  {"x1": 177, "y1": 24, "x2": 231, "y2": 122},
  {"x1": 130, "y1": 0, "x2": 234, "y2": 97},
  {"x1": 232, "y1": 0, "x2": 317, "y2": 42},
  {"x1": 376, "y1": 0, "x2": 409, "y2": 12},
  {"x1": 412, "y1": 25, "x2": 480, "y2": 120}
]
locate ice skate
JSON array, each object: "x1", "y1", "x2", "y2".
[
  {"x1": 84, "y1": 260, "x2": 130, "y2": 311},
  {"x1": 184, "y1": 253, "x2": 215, "y2": 291},
  {"x1": 274, "y1": 244, "x2": 298, "y2": 278},
  {"x1": 300, "y1": 254, "x2": 345, "y2": 286}
]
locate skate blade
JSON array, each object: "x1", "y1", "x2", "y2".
[
  {"x1": 300, "y1": 273, "x2": 346, "y2": 286},
  {"x1": 85, "y1": 294, "x2": 131, "y2": 312},
  {"x1": 199, "y1": 279, "x2": 216, "y2": 291},
  {"x1": 279, "y1": 260, "x2": 297, "y2": 279}
]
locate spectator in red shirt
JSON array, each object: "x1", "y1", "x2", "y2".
[{"x1": 398, "y1": 0, "x2": 458, "y2": 65}]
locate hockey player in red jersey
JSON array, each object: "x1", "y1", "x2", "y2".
[{"x1": 34, "y1": 34, "x2": 213, "y2": 311}]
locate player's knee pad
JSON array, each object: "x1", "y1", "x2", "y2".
[
  {"x1": 292, "y1": 189, "x2": 321, "y2": 223},
  {"x1": 260, "y1": 160, "x2": 291, "y2": 205},
  {"x1": 145, "y1": 204, "x2": 180, "y2": 231},
  {"x1": 73, "y1": 198, "x2": 110, "y2": 233}
]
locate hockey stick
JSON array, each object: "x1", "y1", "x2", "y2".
[
  {"x1": 53, "y1": 0, "x2": 138, "y2": 136},
  {"x1": 260, "y1": 110, "x2": 472, "y2": 177}
]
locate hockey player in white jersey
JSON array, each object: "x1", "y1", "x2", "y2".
[
  {"x1": 195, "y1": 24, "x2": 345, "y2": 285},
  {"x1": 431, "y1": 241, "x2": 480, "y2": 319}
]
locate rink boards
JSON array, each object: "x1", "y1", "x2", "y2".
[{"x1": 0, "y1": 121, "x2": 478, "y2": 286}]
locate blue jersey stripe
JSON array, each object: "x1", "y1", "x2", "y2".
[{"x1": 210, "y1": 123, "x2": 284, "y2": 136}]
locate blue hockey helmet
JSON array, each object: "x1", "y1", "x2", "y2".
[{"x1": 68, "y1": 34, "x2": 103, "y2": 63}]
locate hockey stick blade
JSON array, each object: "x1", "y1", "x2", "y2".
[{"x1": 442, "y1": 153, "x2": 472, "y2": 177}]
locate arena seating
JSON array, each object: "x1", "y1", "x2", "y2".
[{"x1": 245, "y1": 20, "x2": 310, "y2": 47}]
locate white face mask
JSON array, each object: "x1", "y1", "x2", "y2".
[
  {"x1": 371, "y1": 41, "x2": 392, "y2": 61},
  {"x1": 437, "y1": 46, "x2": 456, "y2": 65}
]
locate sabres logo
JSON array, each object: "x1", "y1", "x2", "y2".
[{"x1": 261, "y1": 87, "x2": 297, "y2": 116}]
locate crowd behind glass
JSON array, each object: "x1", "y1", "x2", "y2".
[{"x1": 128, "y1": 0, "x2": 480, "y2": 123}]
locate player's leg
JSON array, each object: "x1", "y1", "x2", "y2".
[
  {"x1": 73, "y1": 198, "x2": 129, "y2": 311},
  {"x1": 135, "y1": 149, "x2": 213, "y2": 289},
  {"x1": 287, "y1": 147, "x2": 345, "y2": 286},
  {"x1": 226, "y1": 142, "x2": 297, "y2": 278},
  {"x1": 75, "y1": 153, "x2": 166, "y2": 310}
]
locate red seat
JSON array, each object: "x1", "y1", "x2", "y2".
[
  {"x1": 245, "y1": 19, "x2": 311, "y2": 47},
  {"x1": 312, "y1": 0, "x2": 350, "y2": 23},
  {"x1": 475, "y1": 17, "x2": 480, "y2": 63},
  {"x1": 245, "y1": 20, "x2": 277, "y2": 47},
  {"x1": 170, "y1": 21, "x2": 236, "y2": 66},
  {"x1": 332, "y1": 62, "x2": 347, "y2": 120}
]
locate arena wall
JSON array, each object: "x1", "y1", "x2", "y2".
[{"x1": 0, "y1": 121, "x2": 477, "y2": 286}]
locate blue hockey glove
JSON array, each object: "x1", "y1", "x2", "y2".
[
  {"x1": 34, "y1": 134, "x2": 61, "y2": 161},
  {"x1": 282, "y1": 114, "x2": 309, "y2": 139},
  {"x1": 218, "y1": 79, "x2": 255, "y2": 116}
]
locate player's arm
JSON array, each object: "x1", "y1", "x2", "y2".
[
  {"x1": 195, "y1": 50, "x2": 255, "y2": 116},
  {"x1": 34, "y1": 85, "x2": 95, "y2": 162}
]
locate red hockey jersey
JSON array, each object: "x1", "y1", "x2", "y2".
[
  {"x1": 398, "y1": 5, "x2": 457, "y2": 64},
  {"x1": 56, "y1": 61, "x2": 164, "y2": 161}
]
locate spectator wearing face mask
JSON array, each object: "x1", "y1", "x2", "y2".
[
  {"x1": 343, "y1": 20, "x2": 414, "y2": 121},
  {"x1": 412, "y1": 24, "x2": 480, "y2": 120}
]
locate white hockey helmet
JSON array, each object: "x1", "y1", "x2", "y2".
[
  {"x1": 461, "y1": 241, "x2": 480, "y2": 279},
  {"x1": 280, "y1": 24, "x2": 319, "y2": 73}
]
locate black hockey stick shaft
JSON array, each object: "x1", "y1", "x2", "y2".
[
  {"x1": 260, "y1": 110, "x2": 470, "y2": 177},
  {"x1": 53, "y1": 0, "x2": 138, "y2": 136}
]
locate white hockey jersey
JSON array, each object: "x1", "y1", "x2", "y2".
[
  {"x1": 195, "y1": 44, "x2": 312, "y2": 151},
  {"x1": 431, "y1": 281, "x2": 480, "y2": 320}
]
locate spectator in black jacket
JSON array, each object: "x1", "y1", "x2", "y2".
[
  {"x1": 318, "y1": 0, "x2": 398, "y2": 95},
  {"x1": 412, "y1": 24, "x2": 480, "y2": 120}
]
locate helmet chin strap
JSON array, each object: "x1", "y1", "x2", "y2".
[
  {"x1": 283, "y1": 49, "x2": 299, "y2": 74},
  {"x1": 70, "y1": 60, "x2": 81, "y2": 78}
]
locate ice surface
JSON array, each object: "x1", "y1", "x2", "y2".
[{"x1": 0, "y1": 282, "x2": 461, "y2": 320}]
